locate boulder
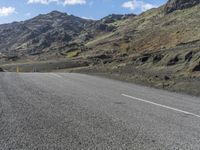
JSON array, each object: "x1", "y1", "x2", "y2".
[{"x1": 0, "y1": 68, "x2": 4, "y2": 72}]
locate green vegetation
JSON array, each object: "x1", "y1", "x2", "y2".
[{"x1": 65, "y1": 50, "x2": 80, "y2": 58}]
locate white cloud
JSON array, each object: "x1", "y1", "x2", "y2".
[
  {"x1": 122, "y1": 0, "x2": 157, "y2": 12},
  {"x1": 27, "y1": 0, "x2": 57, "y2": 5},
  {"x1": 81, "y1": 16, "x2": 94, "y2": 20},
  {"x1": 27, "y1": 0, "x2": 86, "y2": 5},
  {"x1": 63, "y1": 0, "x2": 86, "y2": 5},
  {"x1": 0, "y1": 7, "x2": 16, "y2": 17}
]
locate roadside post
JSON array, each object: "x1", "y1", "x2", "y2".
[{"x1": 16, "y1": 66, "x2": 20, "y2": 73}]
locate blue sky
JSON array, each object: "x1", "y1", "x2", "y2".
[{"x1": 0, "y1": 0, "x2": 166, "y2": 24}]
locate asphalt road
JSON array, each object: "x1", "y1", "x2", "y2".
[{"x1": 0, "y1": 72, "x2": 200, "y2": 150}]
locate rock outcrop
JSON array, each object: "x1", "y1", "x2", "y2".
[
  {"x1": 165, "y1": 0, "x2": 200, "y2": 14},
  {"x1": 0, "y1": 68, "x2": 4, "y2": 72},
  {"x1": 0, "y1": 11, "x2": 127, "y2": 58}
]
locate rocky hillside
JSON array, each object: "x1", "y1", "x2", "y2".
[
  {"x1": 84, "y1": 0, "x2": 200, "y2": 74},
  {"x1": 76, "y1": 0, "x2": 200, "y2": 95},
  {"x1": 164, "y1": 0, "x2": 200, "y2": 13},
  {"x1": 0, "y1": 11, "x2": 133, "y2": 61}
]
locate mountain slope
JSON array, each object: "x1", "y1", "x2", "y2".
[
  {"x1": 0, "y1": 11, "x2": 125, "y2": 60},
  {"x1": 77, "y1": 0, "x2": 200, "y2": 95},
  {"x1": 85, "y1": 0, "x2": 200, "y2": 74},
  {"x1": 165, "y1": 0, "x2": 200, "y2": 13}
]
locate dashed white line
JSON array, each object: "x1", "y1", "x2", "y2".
[
  {"x1": 51, "y1": 73, "x2": 62, "y2": 78},
  {"x1": 122, "y1": 94, "x2": 200, "y2": 118}
]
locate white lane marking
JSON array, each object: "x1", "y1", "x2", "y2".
[
  {"x1": 51, "y1": 73, "x2": 62, "y2": 78},
  {"x1": 122, "y1": 94, "x2": 200, "y2": 118}
]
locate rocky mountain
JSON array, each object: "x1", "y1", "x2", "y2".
[
  {"x1": 0, "y1": 11, "x2": 126, "y2": 60},
  {"x1": 101, "y1": 14, "x2": 136, "y2": 23},
  {"x1": 165, "y1": 0, "x2": 200, "y2": 13},
  {"x1": 0, "y1": 0, "x2": 200, "y2": 95}
]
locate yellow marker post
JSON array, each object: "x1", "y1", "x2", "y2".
[{"x1": 16, "y1": 66, "x2": 20, "y2": 73}]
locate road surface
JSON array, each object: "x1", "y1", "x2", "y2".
[{"x1": 0, "y1": 72, "x2": 200, "y2": 150}]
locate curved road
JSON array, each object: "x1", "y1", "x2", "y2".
[{"x1": 0, "y1": 72, "x2": 200, "y2": 149}]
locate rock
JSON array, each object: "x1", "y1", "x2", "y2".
[
  {"x1": 192, "y1": 62, "x2": 200, "y2": 71},
  {"x1": 165, "y1": 0, "x2": 200, "y2": 14},
  {"x1": 101, "y1": 14, "x2": 136, "y2": 24},
  {"x1": 164, "y1": 76, "x2": 170, "y2": 80},
  {"x1": 167, "y1": 56, "x2": 179, "y2": 66},
  {"x1": 92, "y1": 54, "x2": 111, "y2": 60},
  {"x1": 137, "y1": 54, "x2": 151, "y2": 63},
  {"x1": 153, "y1": 54, "x2": 163, "y2": 63},
  {"x1": 94, "y1": 23, "x2": 115, "y2": 32},
  {"x1": 0, "y1": 68, "x2": 4, "y2": 72},
  {"x1": 185, "y1": 51, "x2": 193, "y2": 62}
]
